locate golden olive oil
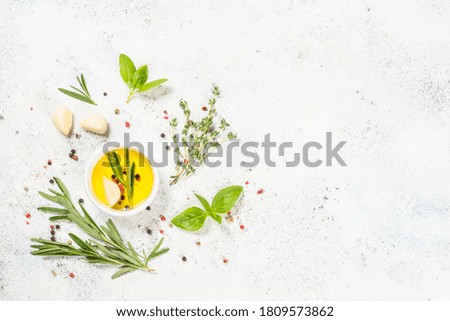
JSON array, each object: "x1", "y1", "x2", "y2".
[{"x1": 91, "y1": 148, "x2": 153, "y2": 210}]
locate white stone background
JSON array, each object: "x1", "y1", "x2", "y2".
[{"x1": 0, "y1": 0, "x2": 449, "y2": 300}]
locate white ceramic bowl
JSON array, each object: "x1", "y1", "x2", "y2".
[{"x1": 84, "y1": 145, "x2": 159, "y2": 217}]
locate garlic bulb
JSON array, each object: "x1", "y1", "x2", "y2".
[
  {"x1": 51, "y1": 107, "x2": 73, "y2": 136},
  {"x1": 81, "y1": 114, "x2": 108, "y2": 135}
]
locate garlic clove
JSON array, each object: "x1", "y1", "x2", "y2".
[
  {"x1": 52, "y1": 107, "x2": 73, "y2": 136},
  {"x1": 103, "y1": 177, "x2": 121, "y2": 207},
  {"x1": 81, "y1": 114, "x2": 108, "y2": 135}
]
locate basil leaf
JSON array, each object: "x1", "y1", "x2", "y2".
[
  {"x1": 171, "y1": 206, "x2": 207, "y2": 231},
  {"x1": 194, "y1": 193, "x2": 212, "y2": 212},
  {"x1": 138, "y1": 78, "x2": 168, "y2": 92},
  {"x1": 209, "y1": 211, "x2": 222, "y2": 224},
  {"x1": 131, "y1": 65, "x2": 148, "y2": 89},
  {"x1": 211, "y1": 185, "x2": 243, "y2": 214},
  {"x1": 119, "y1": 54, "x2": 136, "y2": 84}
]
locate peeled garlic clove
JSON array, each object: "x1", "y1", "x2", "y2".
[
  {"x1": 52, "y1": 107, "x2": 73, "y2": 136},
  {"x1": 81, "y1": 114, "x2": 108, "y2": 135},
  {"x1": 103, "y1": 177, "x2": 121, "y2": 207}
]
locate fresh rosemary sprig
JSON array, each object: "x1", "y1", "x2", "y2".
[
  {"x1": 169, "y1": 86, "x2": 237, "y2": 185},
  {"x1": 31, "y1": 177, "x2": 168, "y2": 279},
  {"x1": 106, "y1": 149, "x2": 135, "y2": 207},
  {"x1": 58, "y1": 74, "x2": 97, "y2": 105}
]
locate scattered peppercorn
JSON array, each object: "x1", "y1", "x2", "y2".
[
  {"x1": 240, "y1": 225, "x2": 245, "y2": 230},
  {"x1": 125, "y1": 205, "x2": 130, "y2": 210},
  {"x1": 146, "y1": 229, "x2": 152, "y2": 235},
  {"x1": 72, "y1": 155, "x2": 79, "y2": 161},
  {"x1": 223, "y1": 258, "x2": 228, "y2": 264},
  {"x1": 125, "y1": 121, "x2": 130, "y2": 128},
  {"x1": 118, "y1": 201, "x2": 122, "y2": 205},
  {"x1": 69, "y1": 273, "x2": 75, "y2": 278},
  {"x1": 182, "y1": 256, "x2": 187, "y2": 262},
  {"x1": 111, "y1": 174, "x2": 116, "y2": 179},
  {"x1": 146, "y1": 206, "x2": 151, "y2": 211},
  {"x1": 120, "y1": 195, "x2": 125, "y2": 200},
  {"x1": 69, "y1": 152, "x2": 74, "y2": 158},
  {"x1": 115, "y1": 108, "x2": 120, "y2": 115},
  {"x1": 160, "y1": 133, "x2": 165, "y2": 138},
  {"x1": 103, "y1": 92, "x2": 107, "y2": 96},
  {"x1": 78, "y1": 198, "x2": 84, "y2": 204},
  {"x1": 67, "y1": 240, "x2": 72, "y2": 245},
  {"x1": 159, "y1": 230, "x2": 164, "y2": 234},
  {"x1": 49, "y1": 179, "x2": 54, "y2": 184},
  {"x1": 245, "y1": 181, "x2": 249, "y2": 185},
  {"x1": 165, "y1": 145, "x2": 170, "y2": 150},
  {"x1": 24, "y1": 186, "x2": 29, "y2": 192},
  {"x1": 161, "y1": 216, "x2": 166, "y2": 221},
  {"x1": 163, "y1": 110, "x2": 168, "y2": 115},
  {"x1": 51, "y1": 270, "x2": 57, "y2": 277},
  {"x1": 71, "y1": 149, "x2": 76, "y2": 154},
  {"x1": 50, "y1": 230, "x2": 55, "y2": 235},
  {"x1": 135, "y1": 174, "x2": 141, "y2": 181},
  {"x1": 163, "y1": 116, "x2": 168, "y2": 120},
  {"x1": 26, "y1": 221, "x2": 30, "y2": 225},
  {"x1": 75, "y1": 133, "x2": 81, "y2": 139},
  {"x1": 50, "y1": 225, "x2": 54, "y2": 230},
  {"x1": 257, "y1": 188, "x2": 264, "y2": 195},
  {"x1": 47, "y1": 160, "x2": 52, "y2": 166},
  {"x1": 196, "y1": 241, "x2": 201, "y2": 246},
  {"x1": 50, "y1": 236, "x2": 56, "y2": 242},
  {"x1": 202, "y1": 106, "x2": 207, "y2": 111},
  {"x1": 25, "y1": 213, "x2": 31, "y2": 219},
  {"x1": 122, "y1": 170, "x2": 127, "y2": 175},
  {"x1": 56, "y1": 224, "x2": 60, "y2": 229}
]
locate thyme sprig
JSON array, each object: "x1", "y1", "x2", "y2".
[
  {"x1": 31, "y1": 177, "x2": 168, "y2": 279},
  {"x1": 169, "y1": 86, "x2": 237, "y2": 185},
  {"x1": 58, "y1": 74, "x2": 97, "y2": 105}
]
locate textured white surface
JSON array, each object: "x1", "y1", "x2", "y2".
[{"x1": 0, "y1": 0, "x2": 450, "y2": 300}]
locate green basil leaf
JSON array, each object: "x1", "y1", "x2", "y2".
[
  {"x1": 171, "y1": 206, "x2": 207, "y2": 231},
  {"x1": 119, "y1": 54, "x2": 136, "y2": 84},
  {"x1": 211, "y1": 185, "x2": 243, "y2": 214},
  {"x1": 131, "y1": 65, "x2": 148, "y2": 89},
  {"x1": 138, "y1": 78, "x2": 168, "y2": 92},
  {"x1": 194, "y1": 193, "x2": 212, "y2": 212},
  {"x1": 208, "y1": 211, "x2": 222, "y2": 224}
]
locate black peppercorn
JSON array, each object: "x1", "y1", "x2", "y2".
[
  {"x1": 69, "y1": 152, "x2": 73, "y2": 158},
  {"x1": 146, "y1": 206, "x2": 151, "y2": 211},
  {"x1": 165, "y1": 145, "x2": 170, "y2": 150},
  {"x1": 182, "y1": 256, "x2": 187, "y2": 262},
  {"x1": 160, "y1": 133, "x2": 165, "y2": 138},
  {"x1": 120, "y1": 195, "x2": 125, "y2": 200},
  {"x1": 55, "y1": 224, "x2": 60, "y2": 229},
  {"x1": 78, "y1": 198, "x2": 84, "y2": 204},
  {"x1": 50, "y1": 236, "x2": 56, "y2": 242},
  {"x1": 49, "y1": 179, "x2": 54, "y2": 184},
  {"x1": 146, "y1": 229, "x2": 152, "y2": 235},
  {"x1": 71, "y1": 149, "x2": 76, "y2": 154},
  {"x1": 50, "y1": 230, "x2": 55, "y2": 235}
]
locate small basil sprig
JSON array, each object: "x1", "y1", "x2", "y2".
[
  {"x1": 171, "y1": 185, "x2": 243, "y2": 231},
  {"x1": 119, "y1": 53, "x2": 168, "y2": 103}
]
